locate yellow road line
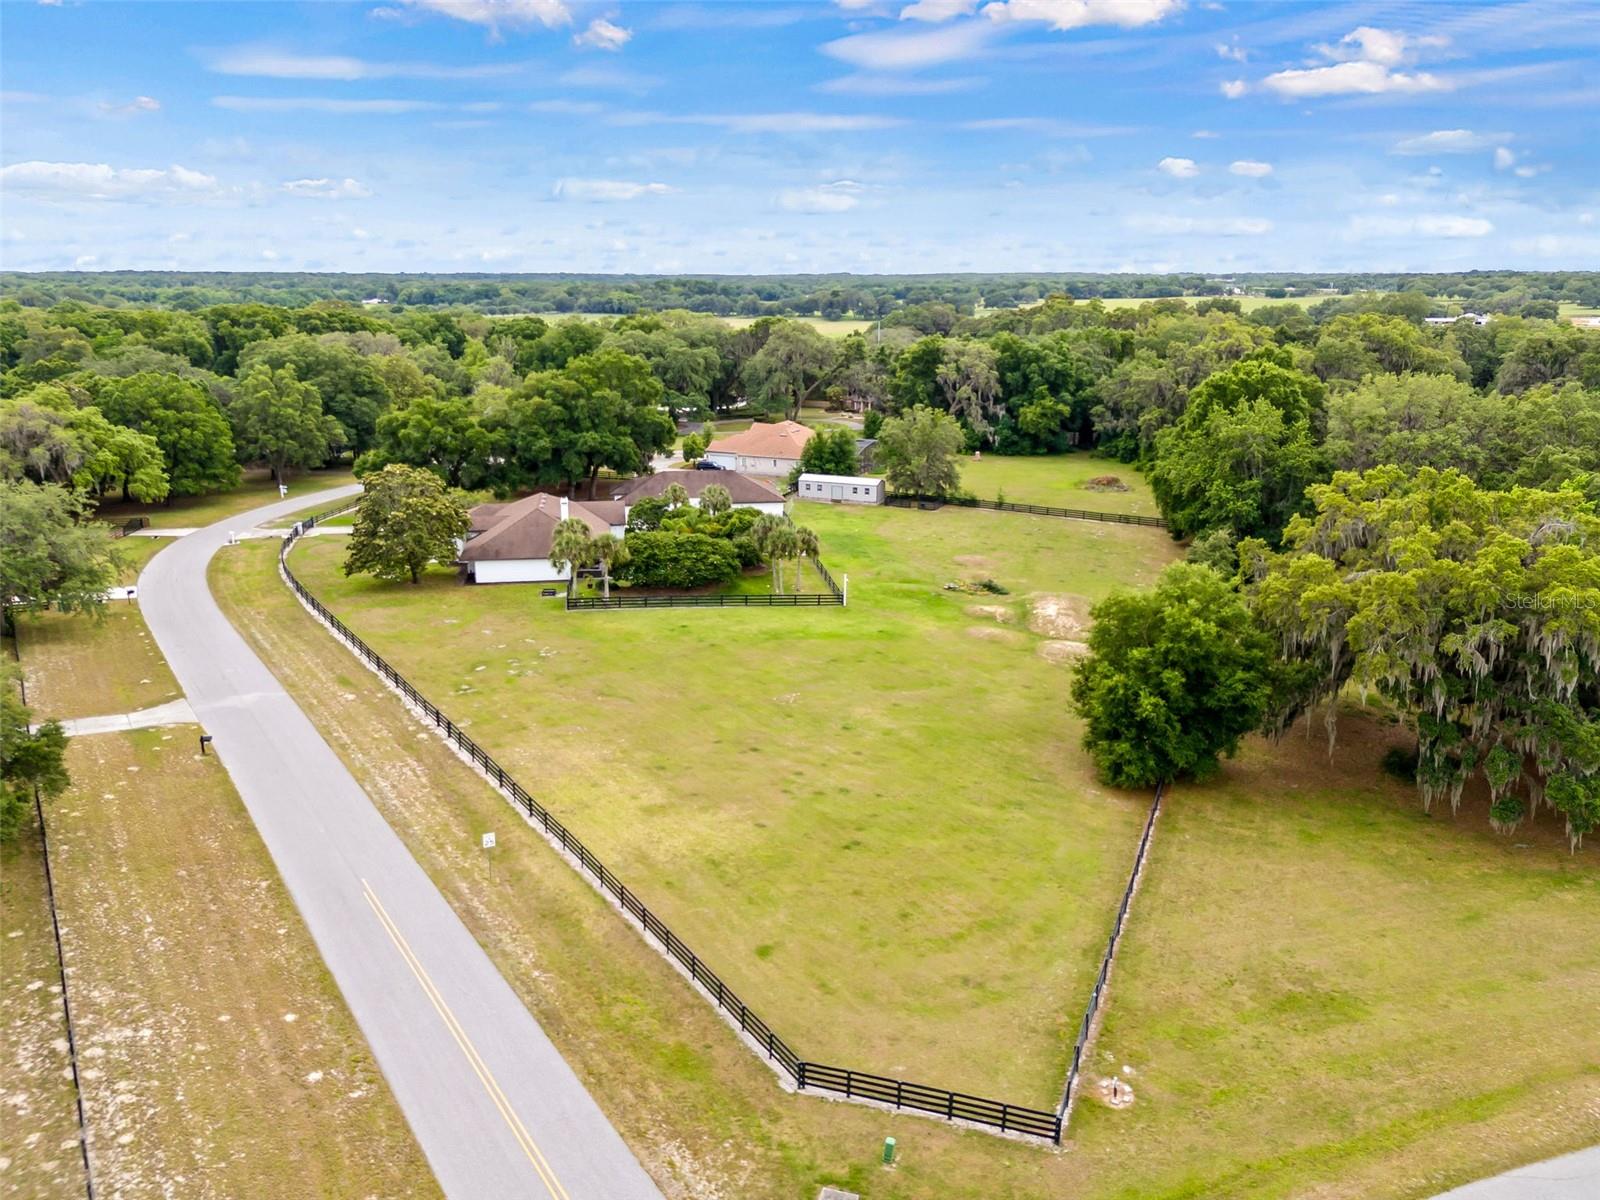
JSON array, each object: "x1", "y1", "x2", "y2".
[{"x1": 361, "y1": 879, "x2": 573, "y2": 1200}]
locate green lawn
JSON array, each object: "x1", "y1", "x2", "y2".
[
  {"x1": 94, "y1": 465, "x2": 357, "y2": 530},
  {"x1": 287, "y1": 503, "x2": 1179, "y2": 1104},
  {"x1": 113, "y1": 532, "x2": 169, "y2": 582},
  {"x1": 226, "y1": 527, "x2": 1600, "y2": 1200},
  {"x1": 17, "y1": 603, "x2": 182, "y2": 721},
  {"x1": 957, "y1": 454, "x2": 1160, "y2": 517}
]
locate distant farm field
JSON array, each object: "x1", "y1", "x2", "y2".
[{"x1": 285, "y1": 503, "x2": 1179, "y2": 1104}]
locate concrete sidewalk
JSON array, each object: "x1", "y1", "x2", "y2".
[{"x1": 53, "y1": 699, "x2": 197, "y2": 737}]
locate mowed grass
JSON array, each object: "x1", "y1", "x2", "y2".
[
  {"x1": 285, "y1": 503, "x2": 1179, "y2": 1103},
  {"x1": 958, "y1": 454, "x2": 1160, "y2": 517},
  {"x1": 17, "y1": 603, "x2": 181, "y2": 721},
  {"x1": 46, "y1": 728, "x2": 438, "y2": 1199},
  {"x1": 221, "y1": 528, "x2": 1599, "y2": 1200},
  {"x1": 94, "y1": 465, "x2": 356, "y2": 530},
  {"x1": 1085, "y1": 716, "x2": 1600, "y2": 1199},
  {"x1": 0, "y1": 808, "x2": 84, "y2": 1197}
]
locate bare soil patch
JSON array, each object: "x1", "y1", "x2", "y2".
[
  {"x1": 1028, "y1": 594, "x2": 1093, "y2": 640},
  {"x1": 1037, "y1": 640, "x2": 1090, "y2": 664}
]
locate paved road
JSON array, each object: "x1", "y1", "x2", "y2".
[
  {"x1": 1432, "y1": 1146, "x2": 1600, "y2": 1200},
  {"x1": 139, "y1": 487, "x2": 663, "y2": 1200}
]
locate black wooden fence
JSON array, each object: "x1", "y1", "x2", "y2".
[
  {"x1": 886, "y1": 493, "x2": 1168, "y2": 529},
  {"x1": 566, "y1": 558, "x2": 846, "y2": 610},
  {"x1": 1058, "y1": 783, "x2": 1164, "y2": 1119},
  {"x1": 111, "y1": 516, "x2": 150, "y2": 538},
  {"x1": 279, "y1": 515, "x2": 1059, "y2": 1143}
]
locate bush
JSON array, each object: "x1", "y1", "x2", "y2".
[
  {"x1": 626, "y1": 496, "x2": 669, "y2": 531},
  {"x1": 1381, "y1": 746, "x2": 1419, "y2": 783},
  {"x1": 616, "y1": 531, "x2": 741, "y2": 589}
]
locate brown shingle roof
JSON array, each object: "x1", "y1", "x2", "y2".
[
  {"x1": 610, "y1": 470, "x2": 784, "y2": 505},
  {"x1": 460, "y1": 493, "x2": 612, "y2": 562},
  {"x1": 704, "y1": 420, "x2": 813, "y2": 460}
]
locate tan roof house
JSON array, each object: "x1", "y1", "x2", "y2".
[
  {"x1": 609, "y1": 470, "x2": 786, "y2": 512},
  {"x1": 702, "y1": 420, "x2": 813, "y2": 477}
]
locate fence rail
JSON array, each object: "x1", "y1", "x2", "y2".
[
  {"x1": 885, "y1": 493, "x2": 1168, "y2": 529},
  {"x1": 1058, "y1": 783, "x2": 1164, "y2": 1119},
  {"x1": 566, "y1": 557, "x2": 847, "y2": 611},
  {"x1": 111, "y1": 516, "x2": 150, "y2": 538},
  {"x1": 278, "y1": 523, "x2": 1058, "y2": 1143}
]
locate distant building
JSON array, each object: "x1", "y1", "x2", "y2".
[
  {"x1": 361, "y1": 296, "x2": 391, "y2": 306},
  {"x1": 608, "y1": 470, "x2": 786, "y2": 516},
  {"x1": 855, "y1": 437, "x2": 879, "y2": 472},
  {"x1": 797, "y1": 474, "x2": 885, "y2": 505},
  {"x1": 1424, "y1": 313, "x2": 1491, "y2": 326},
  {"x1": 703, "y1": 420, "x2": 813, "y2": 476}
]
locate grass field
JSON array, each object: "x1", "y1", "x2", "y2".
[
  {"x1": 957, "y1": 454, "x2": 1160, "y2": 517},
  {"x1": 282, "y1": 503, "x2": 1177, "y2": 1104},
  {"x1": 17, "y1": 603, "x2": 181, "y2": 721},
  {"x1": 1088, "y1": 295, "x2": 1323, "y2": 312},
  {"x1": 95, "y1": 465, "x2": 357, "y2": 530},
  {"x1": 43, "y1": 728, "x2": 438, "y2": 1198},
  {"x1": 218, "y1": 524, "x2": 1600, "y2": 1200},
  {"x1": 0, "y1": 809, "x2": 84, "y2": 1198},
  {"x1": 112, "y1": 534, "x2": 169, "y2": 583}
]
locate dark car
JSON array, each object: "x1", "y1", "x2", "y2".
[{"x1": 694, "y1": 460, "x2": 723, "y2": 470}]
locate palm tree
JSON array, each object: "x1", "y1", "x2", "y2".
[
  {"x1": 549, "y1": 517, "x2": 594, "y2": 590},
  {"x1": 700, "y1": 483, "x2": 732, "y2": 517},
  {"x1": 589, "y1": 533, "x2": 629, "y2": 600},
  {"x1": 662, "y1": 482, "x2": 690, "y2": 510},
  {"x1": 792, "y1": 525, "x2": 819, "y2": 592},
  {"x1": 751, "y1": 512, "x2": 789, "y2": 594}
]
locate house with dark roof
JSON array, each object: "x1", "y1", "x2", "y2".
[
  {"x1": 609, "y1": 470, "x2": 786, "y2": 515},
  {"x1": 459, "y1": 493, "x2": 625, "y2": 585}
]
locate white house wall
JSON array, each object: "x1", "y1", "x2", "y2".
[{"x1": 471, "y1": 558, "x2": 570, "y2": 584}]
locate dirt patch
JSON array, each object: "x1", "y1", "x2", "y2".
[
  {"x1": 1037, "y1": 640, "x2": 1090, "y2": 664},
  {"x1": 966, "y1": 626, "x2": 1025, "y2": 646},
  {"x1": 953, "y1": 554, "x2": 998, "y2": 571},
  {"x1": 1085, "y1": 475, "x2": 1131, "y2": 493},
  {"x1": 966, "y1": 604, "x2": 1013, "y2": 624},
  {"x1": 1028, "y1": 594, "x2": 1092, "y2": 640}
]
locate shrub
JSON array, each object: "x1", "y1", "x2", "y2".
[{"x1": 616, "y1": 531, "x2": 741, "y2": 589}]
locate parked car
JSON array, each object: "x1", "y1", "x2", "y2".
[{"x1": 694, "y1": 460, "x2": 723, "y2": 470}]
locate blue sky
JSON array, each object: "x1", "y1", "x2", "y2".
[{"x1": 2, "y1": 0, "x2": 1596, "y2": 274}]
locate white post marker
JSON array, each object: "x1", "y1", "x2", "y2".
[
  {"x1": 842, "y1": 573, "x2": 849, "y2": 607},
  {"x1": 481, "y1": 832, "x2": 496, "y2": 850},
  {"x1": 279, "y1": 483, "x2": 289, "y2": 499}
]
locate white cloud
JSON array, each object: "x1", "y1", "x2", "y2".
[
  {"x1": 529, "y1": 98, "x2": 605, "y2": 114},
  {"x1": 822, "y1": 21, "x2": 995, "y2": 70},
  {"x1": 1493, "y1": 146, "x2": 1516, "y2": 170},
  {"x1": 1215, "y1": 40, "x2": 1247, "y2": 63},
  {"x1": 899, "y1": 0, "x2": 975, "y2": 20},
  {"x1": 551, "y1": 177, "x2": 673, "y2": 201},
  {"x1": 1127, "y1": 215, "x2": 1273, "y2": 236},
  {"x1": 1262, "y1": 60, "x2": 1448, "y2": 99},
  {"x1": 1157, "y1": 156, "x2": 1198, "y2": 178},
  {"x1": 1261, "y1": 26, "x2": 1452, "y2": 99},
  {"x1": 615, "y1": 110, "x2": 903, "y2": 133},
  {"x1": 1229, "y1": 159, "x2": 1272, "y2": 177},
  {"x1": 1314, "y1": 26, "x2": 1446, "y2": 69},
  {"x1": 818, "y1": 73, "x2": 983, "y2": 95},
  {"x1": 0, "y1": 160, "x2": 219, "y2": 201},
  {"x1": 1220, "y1": 78, "x2": 1247, "y2": 99},
  {"x1": 97, "y1": 95, "x2": 160, "y2": 116},
  {"x1": 1348, "y1": 214, "x2": 1494, "y2": 239},
  {"x1": 961, "y1": 116, "x2": 1134, "y2": 136},
  {"x1": 1392, "y1": 129, "x2": 1510, "y2": 155},
  {"x1": 778, "y1": 181, "x2": 863, "y2": 213},
  {"x1": 203, "y1": 47, "x2": 522, "y2": 80},
  {"x1": 392, "y1": 0, "x2": 571, "y2": 35},
  {"x1": 1191, "y1": 129, "x2": 1219, "y2": 139},
  {"x1": 573, "y1": 18, "x2": 631, "y2": 51},
  {"x1": 981, "y1": 0, "x2": 1183, "y2": 31},
  {"x1": 212, "y1": 95, "x2": 446, "y2": 114},
  {"x1": 281, "y1": 177, "x2": 372, "y2": 200}
]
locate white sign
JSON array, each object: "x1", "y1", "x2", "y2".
[
  {"x1": 481, "y1": 832, "x2": 496, "y2": 850},
  {"x1": 279, "y1": 484, "x2": 289, "y2": 498}
]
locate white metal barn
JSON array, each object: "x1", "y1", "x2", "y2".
[{"x1": 797, "y1": 474, "x2": 885, "y2": 505}]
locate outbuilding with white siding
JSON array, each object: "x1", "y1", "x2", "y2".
[{"x1": 796, "y1": 474, "x2": 885, "y2": 505}]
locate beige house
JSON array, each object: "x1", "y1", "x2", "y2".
[{"x1": 702, "y1": 420, "x2": 813, "y2": 476}]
